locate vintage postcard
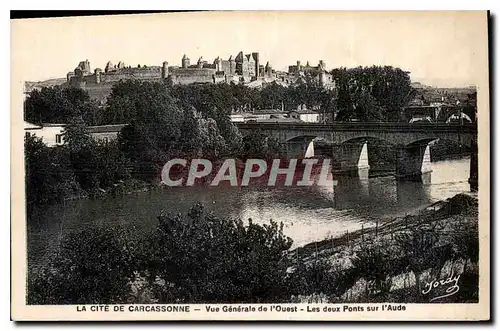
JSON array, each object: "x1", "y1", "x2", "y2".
[{"x1": 11, "y1": 11, "x2": 490, "y2": 321}]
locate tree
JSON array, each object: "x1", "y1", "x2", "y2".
[
  {"x1": 143, "y1": 203, "x2": 293, "y2": 303},
  {"x1": 169, "y1": 83, "x2": 249, "y2": 147},
  {"x1": 331, "y1": 66, "x2": 415, "y2": 122},
  {"x1": 242, "y1": 133, "x2": 285, "y2": 160},
  {"x1": 259, "y1": 82, "x2": 287, "y2": 110},
  {"x1": 24, "y1": 86, "x2": 99, "y2": 124},
  {"x1": 105, "y1": 81, "x2": 184, "y2": 179},
  {"x1": 197, "y1": 117, "x2": 227, "y2": 160},
  {"x1": 63, "y1": 117, "x2": 132, "y2": 193},
  {"x1": 106, "y1": 81, "x2": 242, "y2": 179},
  {"x1": 24, "y1": 135, "x2": 82, "y2": 215},
  {"x1": 62, "y1": 118, "x2": 99, "y2": 191}
]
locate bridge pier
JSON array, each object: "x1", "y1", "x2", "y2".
[
  {"x1": 332, "y1": 141, "x2": 370, "y2": 174},
  {"x1": 395, "y1": 144, "x2": 432, "y2": 180},
  {"x1": 284, "y1": 140, "x2": 313, "y2": 159},
  {"x1": 469, "y1": 137, "x2": 478, "y2": 191}
]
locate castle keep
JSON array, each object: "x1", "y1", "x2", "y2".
[{"x1": 66, "y1": 52, "x2": 335, "y2": 92}]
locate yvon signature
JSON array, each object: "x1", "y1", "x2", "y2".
[{"x1": 422, "y1": 270, "x2": 461, "y2": 302}]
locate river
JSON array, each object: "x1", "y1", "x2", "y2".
[{"x1": 27, "y1": 157, "x2": 473, "y2": 269}]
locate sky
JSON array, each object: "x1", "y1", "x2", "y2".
[{"x1": 11, "y1": 11, "x2": 488, "y2": 88}]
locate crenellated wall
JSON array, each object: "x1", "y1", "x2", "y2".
[
  {"x1": 69, "y1": 66, "x2": 163, "y2": 87},
  {"x1": 99, "y1": 68, "x2": 162, "y2": 82},
  {"x1": 169, "y1": 68, "x2": 217, "y2": 85}
]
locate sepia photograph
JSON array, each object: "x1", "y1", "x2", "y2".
[{"x1": 10, "y1": 10, "x2": 490, "y2": 321}]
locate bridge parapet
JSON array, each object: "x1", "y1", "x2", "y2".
[{"x1": 236, "y1": 122, "x2": 477, "y2": 133}]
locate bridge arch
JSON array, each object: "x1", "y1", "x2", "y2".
[
  {"x1": 339, "y1": 136, "x2": 396, "y2": 147},
  {"x1": 333, "y1": 136, "x2": 399, "y2": 173},
  {"x1": 405, "y1": 138, "x2": 439, "y2": 148},
  {"x1": 285, "y1": 135, "x2": 319, "y2": 143},
  {"x1": 404, "y1": 135, "x2": 473, "y2": 149}
]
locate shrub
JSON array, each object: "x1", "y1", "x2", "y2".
[
  {"x1": 27, "y1": 225, "x2": 138, "y2": 305},
  {"x1": 286, "y1": 259, "x2": 358, "y2": 301},
  {"x1": 350, "y1": 244, "x2": 394, "y2": 300}
]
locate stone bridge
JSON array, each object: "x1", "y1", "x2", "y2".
[{"x1": 236, "y1": 122, "x2": 478, "y2": 188}]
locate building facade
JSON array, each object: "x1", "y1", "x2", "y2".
[{"x1": 24, "y1": 122, "x2": 128, "y2": 147}]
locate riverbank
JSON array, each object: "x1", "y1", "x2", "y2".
[{"x1": 289, "y1": 192, "x2": 479, "y2": 303}]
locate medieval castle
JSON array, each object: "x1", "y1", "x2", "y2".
[{"x1": 66, "y1": 51, "x2": 335, "y2": 91}]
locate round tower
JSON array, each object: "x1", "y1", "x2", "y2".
[
  {"x1": 319, "y1": 71, "x2": 327, "y2": 87},
  {"x1": 215, "y1": 57, "x2": 223, "y2": 71},
  {"x1": 74, "y1": 67, "x2": 83, "y2": 78},
  {"x1": 318, "y1": 60, "x2": 325, "y2": 70},
  {"x1": 318, "y1": 60, "x2": 327, "y2": 86},
  {"x1": 252, "y1": 52, "x2": 260, "y2": 77},
  {"x1": 105, "y1": 61, "x2": 113, "y2": 73},
  {"x1": 182, "y1": 54, "x2": 190, "y2": 69},
  {"x1": 162, "y1": 61, "x2": 169, "y2": 79},
  {"x1": 228, "y1": 55, "x2": 235, "y2": 75},
  {"x1": 94, "y1": 68, "x2": 102, "y2": 84},
  {"x1": 265, "y1": 61, "x2": 272, "y2": 76}
]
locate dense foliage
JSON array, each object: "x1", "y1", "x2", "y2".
[
  {"x1": 144, "y1": 203, "x2": 293, "y2": 303},
  {"x1": 332, "y1": 66, "x2": 415, "y2": 122},
  {"x1": 24, "y1": 135, "x2": 82, "y2": 213},
  {"x1": 25, "y1": 119, "x2": 133, "y2": 214},
  {"x1": 28, "y1": 204, "x2": 295, "y2": 304},
  {"x1": 24, "y1": 86, "x2": 101, "y2": 125}
]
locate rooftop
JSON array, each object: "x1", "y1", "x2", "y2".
[{"x1": 87, "y1": 124, "x2": 128, "y2": 133}]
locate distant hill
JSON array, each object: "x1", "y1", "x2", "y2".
[
  {"x1": 411, "y1": 81, "x2": 476, "y2": 92},
  {"x1": 409, "y1": 82, "x2": 476, "y2": 106},
  {"x1": 24, "y1": 78, "x2": 67, "y2": 93},
  {"x1": 410, "y1": 82, "x2": 433, "y2": 89}
]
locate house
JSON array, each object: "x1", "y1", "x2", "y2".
[
  {"x1": 229, "y1": 114, "x2": 246, "y2": 122},
  {"x1": 230, "y1": 109, "x2": 288, "y2": 123},
  {"x1": 87, "y1": 124, "x2": 129, "y2": 143},
  {"x1": 250, "y1": 117, "x2": 303, "y2": 124},
  {"x1": 24, "y1": 122, "x2": 66, "y2": 147},
  {"x1": 288, "y1": 109, "x2": 320, "y2": 123},
  {"x1": 24, "y1": 122, "x2": 128, "y2": 147}
]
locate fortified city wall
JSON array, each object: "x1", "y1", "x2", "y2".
[{"x1": 65, "y1": 53, "x2": 335, "y2": 102}]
